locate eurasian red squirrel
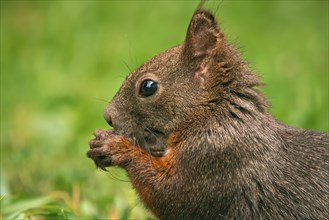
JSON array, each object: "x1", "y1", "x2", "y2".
[{"x1": 87, "y1": 6, "x2": 329, "y2": 220}]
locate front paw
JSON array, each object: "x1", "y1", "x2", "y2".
[
  {"x1": 87, "y1": 129, "x2": 116, "y2": 170},
  {"x1": 87, "y1": 129, "x2": 132, "y2": 170}
]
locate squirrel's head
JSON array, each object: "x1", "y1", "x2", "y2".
[{"x1": 104, "y1": 9, "x2": 267, "y2": 156}]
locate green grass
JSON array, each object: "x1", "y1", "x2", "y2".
[{"x1": 1, "y1": 1, "x2": 328, "y2": 219}]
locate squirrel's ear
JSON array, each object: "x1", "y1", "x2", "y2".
[{"x1": 183, "y1": 9, "x2": 223, "y2": 66}]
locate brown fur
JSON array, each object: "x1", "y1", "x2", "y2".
[{"x1": 87, "y1": 8, "x2": 329, "y2": 220}]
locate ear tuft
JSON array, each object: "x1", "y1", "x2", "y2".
[{"x1": 183, "y1": 9, "x2": 222, "y2": 64}]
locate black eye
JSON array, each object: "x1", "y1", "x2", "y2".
[{"x1": 139, "y1": 79, "x2": 158, "y2": 97}]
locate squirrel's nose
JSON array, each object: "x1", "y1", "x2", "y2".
[
  {"x1": 105, "y1": 114, "x2": 113, "y2": 127},
  {"x1": 104, "y1": 103, "x2": 118, "y2": 128}
]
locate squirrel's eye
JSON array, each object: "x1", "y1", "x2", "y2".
[{"x1": 139, "y1": 79, "x2": 158, "y2": 97}]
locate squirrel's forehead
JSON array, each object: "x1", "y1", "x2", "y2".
[{"x1": 130, "y1": 45, "x2": 183, "y2": 78}]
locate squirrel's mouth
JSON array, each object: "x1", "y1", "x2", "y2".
[
  {"x1": 138, "y1": 128, "x2": 166, "y2": 157},
  {"x1": 113, "y1": 125, "x2": 167, "y2": 157}
]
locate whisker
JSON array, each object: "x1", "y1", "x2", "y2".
[
  {"x1": 106, "y1": 169, "x2": 130, "y2": 182},
  {"x1": 131, "y1": 131, "x2": 138, "y2": 147},
  {"x1": 145, "y1": 127, "x2": 159, "y2": 140},
  {"x1": 214, "y1": 0, "x2": 223, "y2": 15},
  {"x1": 91, "y1": 97, "x2": 109, "y2": 103},
  {"x1": 122, "y1": 59, "x2": 133, "y2": 73}
]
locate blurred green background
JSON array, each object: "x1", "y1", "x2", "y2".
[{"x1": 1, "y1": 1, "x2": 328, "y2": 219}]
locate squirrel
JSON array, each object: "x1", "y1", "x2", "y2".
[{"x1": 87, "y1": 7, "x2": 329, "y2": 220}]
